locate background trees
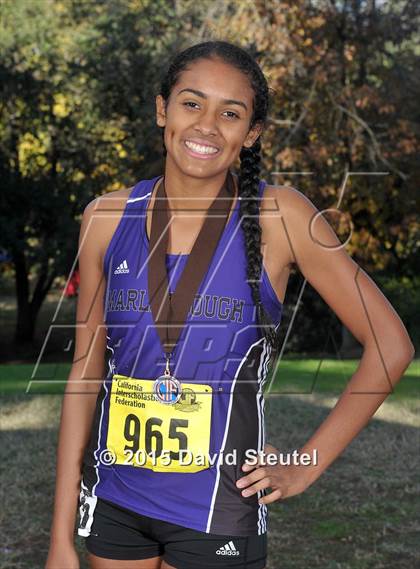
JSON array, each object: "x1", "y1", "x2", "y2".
[{"x1": 0, "y1": 0, "x2": 418, "y2": 356}]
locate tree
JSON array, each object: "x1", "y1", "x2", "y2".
[{"x1": 0, "y1": 0, "x2": 179, "y2": 344}]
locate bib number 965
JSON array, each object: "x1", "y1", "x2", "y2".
[{"x1": 106, "y1": 375, "x2": 213, "y2": 473}]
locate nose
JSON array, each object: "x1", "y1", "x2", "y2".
[{"x1": 194, "y1": 109, "x2": 218, "y2": 136}]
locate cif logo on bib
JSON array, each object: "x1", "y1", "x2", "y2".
[{"x1": 153, "y1": 375, "x2": 182, "y2": 405}]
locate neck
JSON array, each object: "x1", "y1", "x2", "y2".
[{"x1": 161, "y1": 165, "x2": 237, "y2": 211}]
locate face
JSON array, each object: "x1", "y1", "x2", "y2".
[{"x1": 155, "y1": 57, "x2": 263, "y2": 178}]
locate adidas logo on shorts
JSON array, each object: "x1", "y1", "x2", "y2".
[
  {"x1": 215, "y1": 541, "x2": 240, "y2": 555},
  {"x1": 114, "y1": 259, "x2": 129, "y2": 274}
]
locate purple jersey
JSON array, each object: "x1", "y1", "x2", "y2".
[{"x1": 78, "y1": 173, "x2": 283, "y2": 538}]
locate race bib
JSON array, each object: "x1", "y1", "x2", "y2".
[{"x1": 105, "y1": 374, "x2": 213, "y2": 473}]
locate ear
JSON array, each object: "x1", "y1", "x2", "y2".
[
  {"x1": 243, "y1": 121, "x2": 264, "y2": 149},
  {"x1": 156, "y1": 94, "x2": 167, "y2": 128}
]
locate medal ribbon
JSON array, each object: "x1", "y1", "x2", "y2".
[{"x1": 148, "y1": 171, "x2": 235, "y2": 373}]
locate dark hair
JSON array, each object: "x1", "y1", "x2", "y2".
[{"x1": 158, "y1": 40, "x2": 281, "y2": 367}]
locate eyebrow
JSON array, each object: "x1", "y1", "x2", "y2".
[{"x1": 176, "y1": 88, "x2": 248, "y2": 112}]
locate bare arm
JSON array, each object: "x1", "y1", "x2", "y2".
[
  {"x1": 238, "y1": 186, "x2": 415, "y2": 502},
  {"x1": 276, "y1": 187, "x2": 415, "y2": 490},
  {"x1": 49, "y1": 198, "x2": 107, "y2": 545}
]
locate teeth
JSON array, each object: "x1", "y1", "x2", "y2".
[{"x1": 185, "y1": 140, "x2": 219, "y2": 155}]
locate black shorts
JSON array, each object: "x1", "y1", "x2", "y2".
[{"x1": 83, "y1": 497, "x2": 267, "y2": 569}]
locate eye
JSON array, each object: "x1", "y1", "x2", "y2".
[
  {"x1": 181, "y1": 101, "x2": 240, "y2": 120},
  {"x1": 182, "y1": 101, "x2": 200, "y2": 110},
  {"x1": 224, "y1": 110, "x2": 240, "y2": 120}
]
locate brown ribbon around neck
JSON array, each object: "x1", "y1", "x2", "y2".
[{"x1": 148, "y1": 170, "x2": 236, "y2": 370}]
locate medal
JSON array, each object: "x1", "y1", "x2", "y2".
[
  {"x1": 153, "y1": 356, "x2": 183, "y2": 405},
  {"x1": 148, "y1": 170, "x2": 236, "y2": 402}
]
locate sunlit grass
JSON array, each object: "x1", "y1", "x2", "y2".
[
  {"x1": 1, "y1": 360, "x2": 419, "y2": 568},
  {"x1": 1, "y1": 359, "x2": 417, "y2": 400}
]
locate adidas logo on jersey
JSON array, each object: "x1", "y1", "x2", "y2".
[
  {"x1": 114, "y1": 259, "x2": 129, "y2": 274},
  {"x1": 215, "y1": 541, "x2": 240, "y2": 556}
]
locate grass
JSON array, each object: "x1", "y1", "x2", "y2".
[
  {"x1": 0, "y1": 363, "x2": 75, "y2": 395},
  {"x1": 1, "y1": 358, "x2": 418, "y2": 400},
  {"x1": 263, "y1": 388, "x2": 420, "y2": 569},
  {"x1": 267, "y1": 358, "x2": 419, "y2": 400},
  {"x1": 0, "y1": 359, "x2": 419, "y2": 568}
]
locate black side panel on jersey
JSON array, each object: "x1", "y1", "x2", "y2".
[{"x1": 209, "y1": 341, "x2": 268, "y2": 534}]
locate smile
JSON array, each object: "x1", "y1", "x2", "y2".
[{"x1": 184, "y1": 140, "x2": 220, "y2": 158}]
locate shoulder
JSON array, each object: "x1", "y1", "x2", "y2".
[
  {"x1": 83, "y1": 186, "x2": 135, "y2": 215},
  {"x1": 260, "y1": 182, "x2": 328, "y2": 234},
  {"x1": 259, "y1": 182, "x2": 343, "y2": 271},
  {"x1": 259, "y1": 183, "x2": 321, "y2": 267},
  {"x1": 260, "y1": 183, "x2": 315, "y2": 217},
  {"x1": 261, "y1": 181, "x2": 344, "y2": 268},
  {"x1": 80, "y1": 186, "x2": 136, "y2": 266}
]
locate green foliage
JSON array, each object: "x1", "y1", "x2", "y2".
[
  {"x1": 0, "y1": 0, "x2": 209, "y2": 342},
  {"x1": 0, "y1": 0, "x2": 418, "y2": 347},
  {"x1": 279, "y1": 272, "x2": 344, "y2": 357},
  {"x1": 375, "y1": 274, "x2": 420, "y2": 350}
]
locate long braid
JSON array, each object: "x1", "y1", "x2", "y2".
[{"x1": 238, "y1": 139, "x2": 278, "y2": 360}]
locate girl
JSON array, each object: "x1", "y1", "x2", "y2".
[{"x1": 46, "y1": 40, "x2": 414, "y2": 569}]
